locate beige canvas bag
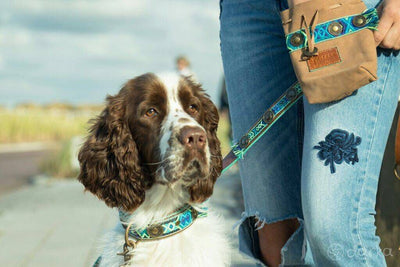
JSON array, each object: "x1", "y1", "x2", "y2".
[{"x1": 281, "y1": 0, "x2": 379, "y2": 104}]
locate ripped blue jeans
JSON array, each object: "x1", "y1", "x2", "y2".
[{"x1": 220, "y1": 0, "x2": 400, "y2": 266}]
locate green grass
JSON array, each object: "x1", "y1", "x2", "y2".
[
  {"x1": 39, "y1": 140, "x2": 79, "y2": 178},
  {"x1": 0, "y1": 108, "x2": 94, "y2": 177},
  {"x1": 0, "y1": 109, "x2": 92, "y2": 144},
  {"x1": 217, "y1": 113, "x2": 232, "y2": 157},
  {"x1": 0, "y1": 105, "x2": 232, "y2": 178}
]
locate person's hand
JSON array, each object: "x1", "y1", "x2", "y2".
[{"x1": 375, "y1": 0, "x2": 400, "y2": 49}]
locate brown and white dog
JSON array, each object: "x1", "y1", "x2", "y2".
[{"x1": 78, "y1": 73, "x2": 230, "y2": 266}]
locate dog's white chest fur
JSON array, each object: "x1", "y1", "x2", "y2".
[{"x1": 97, "y1": 185, "x2": 230, "y2": 267}]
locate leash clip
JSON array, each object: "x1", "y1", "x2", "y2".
[
  {"x1": 118, "y1": 222, "x2": 140, "y2": 266},
  {"x1": 117, "y1": 243, "x2": 134, "y2": 266}
]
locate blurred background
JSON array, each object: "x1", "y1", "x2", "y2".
[{"x1": 0, "y1": 1, "x2": 398, "y2": 266}]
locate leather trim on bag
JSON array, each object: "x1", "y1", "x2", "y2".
[{"x1": 307, "y1": 47, "x2": 342, "y2": 71}]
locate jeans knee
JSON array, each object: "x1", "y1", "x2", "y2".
[
  {"x1": 304, "y1": 212, "x2": 385, "y2": 266},
  {"x1": 305, "y1": 214, "x2": 347, "y2": 252},
  {"x1": 305, "y1": 222, "x2": 331, "y2": 249}
]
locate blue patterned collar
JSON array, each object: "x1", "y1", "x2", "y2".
[{"x1": 118, "y1": 204, "x2": 208, "y2": 240}]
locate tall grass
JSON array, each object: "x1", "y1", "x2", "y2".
[
  {"x1": 217, "y1": 113, "x2": 232, "y2": 156},
  {"x1": 0, "y1": 106, "x2": 232, "y2": 148},
  {"x1": 39, "y1": 140, "x2": 80, "y2": 178},
  {"x1": 0, "y1": 109, "x2": 93, "y2": 144}
]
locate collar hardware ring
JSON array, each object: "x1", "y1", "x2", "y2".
[
  {"x1": 118, "y1": 221, "x2": 140, "y2": 266},
  {"x1": 147, "y1": 225, "x2": 164, "y2": 238}
]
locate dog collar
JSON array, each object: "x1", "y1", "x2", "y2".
[{"x1": 119, "y1": 204, "x2": 208, "y2": 240}]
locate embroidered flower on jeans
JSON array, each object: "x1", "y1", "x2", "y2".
[{"x1": 313, "y1": 129, "x2": 361, "y2": 174}]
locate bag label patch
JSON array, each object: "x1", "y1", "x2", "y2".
[{"x1": 307, "y1": 47, "x2": 341, "y2": 71}]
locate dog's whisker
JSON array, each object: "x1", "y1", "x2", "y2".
[{"x1": 143, "y1": 158, "x2": 167, "y2": 165}]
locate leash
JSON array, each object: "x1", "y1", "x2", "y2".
[
  {"x1": 221, "y1": 82, "x2": 400, "y2": 181},
  {"x1": 222, "y1": 82, "x2": 303, "y2": 173}
]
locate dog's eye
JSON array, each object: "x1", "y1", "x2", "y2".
[
  {"x1": 188, "y1": 104, "x2": 198, "y2": 114},
  {"x1": 145, "y1": 108, "x2": 158, "y2": 118}
]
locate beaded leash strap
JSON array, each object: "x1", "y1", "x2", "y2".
[{"x1": 222, "y1": 82, "x2": 303, "y2": 173}]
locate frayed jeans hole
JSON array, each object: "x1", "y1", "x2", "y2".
[
  {"x1": 255, "y1": 216, "x2": 267, "y2": 230},
  {"x1": 256, "y1": 217, "x2": 301, "y2": 267}
]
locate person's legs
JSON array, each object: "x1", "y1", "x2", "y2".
[
  {"x1": 220, "y1": 0, "x2": 312, "y2": 265},
  {"x1": 301, "y1": 48, "x2": 400, "y2": 266},
  {"x1": 257, "y1": 219, "x2": 301, "y2": 266}
]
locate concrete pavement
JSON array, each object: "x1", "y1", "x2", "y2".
[
  {"x1": 0, "y1": 150, "x2": 54, "y2": 195},
  {"x1": 0, "y1": 169, "x2": 256, "y2": 267}
]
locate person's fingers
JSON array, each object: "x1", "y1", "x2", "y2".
[
  {"x1": 381, "y1": 21, "x2": 400, "y2": 49},
  {"x1": 394, "y1": 32, "x2": 400, "y2": 50},
  {"x1": 375, "y1": 5, "x2": 394, "y2": 46}
]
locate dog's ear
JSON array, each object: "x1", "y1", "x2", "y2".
[
  {"x1": 78, "y1": 87, "x2": 145, "y2": 212},
  {"x1": 189, "y1": 92, "x2": 222, "y2": 203}
]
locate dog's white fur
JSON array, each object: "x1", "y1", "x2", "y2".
[
  {"x1": 94, "y1": 73, "x2": 230, "y2": 267},
  {"x1": 157, "y1": 73, "x2": 210, "y2": 184}
]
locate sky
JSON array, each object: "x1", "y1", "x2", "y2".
[{"x1": 0, "y1": 0, "x2": 224, "y2": 107}]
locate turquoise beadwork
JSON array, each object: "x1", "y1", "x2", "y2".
[
  {"x1": 232, "y1": 82, "x2": 302, "y2": 159},
  {"x1": 286, "y1": 8, "x2": 379, "y2": 52},
  {"x1": 119, "y1": 204, "x2": 208, "y2": 240}
]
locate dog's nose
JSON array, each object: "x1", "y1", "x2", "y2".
[{"x1": 179, "y1": 126, "x2": 206, "y2": 149}]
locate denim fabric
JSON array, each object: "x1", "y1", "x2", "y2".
[{"x1": 219, "y1": 0, "x2": 400, "y2": 266}]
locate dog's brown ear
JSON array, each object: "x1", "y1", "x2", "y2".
[
  {"x1": 189, "y1": 92, "x2": 222, "y2": 203},
  {"x1": 78, "y1": 87, "x2": 145, "y2": 212}
]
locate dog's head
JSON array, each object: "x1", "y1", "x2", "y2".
[{"x1": 78, "y1": 73, "x2": 222, "y2": 212}]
